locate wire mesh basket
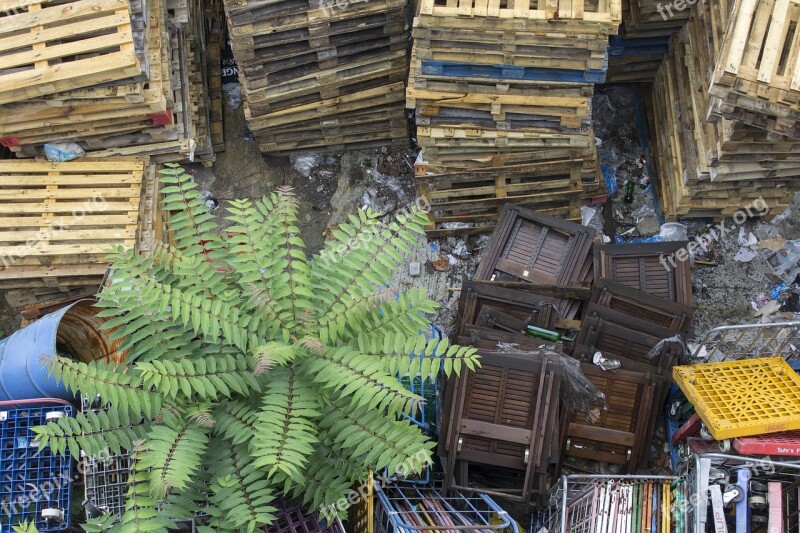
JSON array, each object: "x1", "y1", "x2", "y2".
[
  {"x1": 682, "y1": 453, "x2": 800, "y2": 533},
  {"x1": 80, "y1": 395, "x2": 131, "y2": 519},
  {"x1": 541, "y1": 475, "x2": 678, "y2": 533},
  {"x1": 262, "y1": 499, "x2": 345, "y2": 533},
  {"x1": 373, "y1": 480, "x2": 518, "y2": 532},
  {"x1": 0, "y1": 400, "x2": 74, "y2": 532}
]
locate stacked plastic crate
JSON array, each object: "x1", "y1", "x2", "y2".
[
  {"x1": 0, "y1": 400, "x2": 74, "y2": 532},
  {"x1": 408, "y1": 0, "x2": 622, "y2": 234}
]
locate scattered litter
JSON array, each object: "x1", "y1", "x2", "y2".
[
  {"x1": 197, "y1": 190, "x2": 219, "y2": 212},
  {"x1": 769, "y1": 283, "x2": 789, "y2": 301},
  {"x1": 733, "y1": 247, "x2": 757, "y2": 262},
  {"x1": 759, "y1": 237, "x2": 787, "y2": 251},
  {"x1": 580, "y1": 205, "x2": 604, "y2": 234},
  {"x1": 440, "y1": 222, "x2": 472, "y2": 230},
  {"x1": 636, "y1": 215, "x2": 661, "y2": 236},
  {"x1": 452, "y1": 240, "x2": 468, "y2": 257},
  {"x1": 221, "y1": 40, "x2": 241, "y2": 109},
  {"x1": 43, "y1": 142, "x2": 84, "y2": 162},
  {"x1": 592, "y1": 350, "x2": 621, "y2": 371},
  {"x1": 243, "y1": 127, "x2": 255, "y2": 142},
  {"x1": 290, "y1": 153, "x2": 324, "y2": 178},
  {"x1": 738, "y1": 227, "x2": 758, "y2": 247},
  {"x1": 754, "y1": 300, "x2": 781, "y2": 321},
  {"x1": 431, "y1": 257, "x2": 449, "y2": 272},
  {"x1": 764, "y1": 240, "x2": 800, "y2": 283},
  {"x1": 447, "y1": 254, "x2": 458, "y2": 265},
  {"x1": 754, "y1": 293, "x2": 771, "y2": 309},
  {"x1": 659, "y1": 222, "x2": 688, "y2": 241},
  {"x1": 408, "y1": 262, "x2": 421, "y2": 277}
]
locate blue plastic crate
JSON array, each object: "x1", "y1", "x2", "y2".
[{"x1": 0, "y1": 403, "x2": 73, "y2": 532}]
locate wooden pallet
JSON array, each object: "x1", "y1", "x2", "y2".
[
  {"x1": 242, "y1": 49, "x2": 407, "y2": 103},
  {"x1": 419, "y1": 164, "x2": 588, "y2": 236},
  {"x1": 408, "y1": 84, "x2": 591, "y2": 129},
  {"x1": 606, "y1": 34, "x2": 668, "y2": 82},
  {"x1": 224, "y1": 0, "x2": 407, "y2": 34},
  {"x1": 0, "y1": 158, "x2": 149, "y2": 276},
  {"x1": 620, "y1": 0, "x2": 690, "y2": 38},
  {"x1": 231, "y1": 9, "x2": 407, "y2": 63},
  {"x1": 0, "y1": 0, "x2": 143, "y2": 104},
  {"x1": 416, "y1": 0, "x2": 622, "y2": 32},
  {"x1": 246, "y1": 82, "x2": 404, "y2": 129},
  {"x1": 648, "y1": 6, "x2": 800, "y2": 220},
  {"x1": 709, "y1": 0, "x2": 800, "y2": 136}
]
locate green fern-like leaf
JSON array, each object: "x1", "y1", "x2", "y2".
[
  {"x1": 319, "y1": 401, "x2": 433, "y2": 478},
  {"x1": 47, "y1": 357, "x2": 160, "y2": 419},
  {"x1": 116, "y1": 443, "x2": 175, "y2": 533},
  {"x1": 250, "y1": 367, "x2": 320, "y2": 479},
  {"x1": 207, "y1": 439, "x2": 277, "y2": 532},
  {"x1": 138, "y1": 411, "x2": 210, "y2": 498},
  {"x1": 31, "y1": 409, "x2": 148, "y2": 458},
  {"x1": 302, "y1": 347, "x2": 422, "y2": 417},
  {"x1": 136, "y1": 354, "x2": 260, "y2": 402}
]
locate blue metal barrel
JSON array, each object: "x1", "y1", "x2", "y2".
[{"x1": 0, "y1": 300, "x2": 125, "y2": 401}]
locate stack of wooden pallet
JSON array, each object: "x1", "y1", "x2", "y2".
[
  {"x1": 0, "y1": 158, "x2": 161, "y2": 314},
  {"x1": 650, "y1": 0, "x2": 800, "y2": 219},
  {"x1": 609, "y1": 0, "x2": 689, "y2": 82},
  {"x1": 707, "y1": 0, "x2": 800, "y2": 139},
  {"x1": 409, "y1": 0, "x2": 622, "y2": 234},
  {"x1": 0, "y1": 0, "x2": 219, "y2": 165},
  {"x1": 620, "y1": 0, "x2": 690, "y2": 37},
  {"x1": 222, "y1": 0, "x2": 410, "y2": 154}
]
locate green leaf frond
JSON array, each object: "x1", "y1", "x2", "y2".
[
  {"x1": 213, "y1": 399, "x2": 259, "y2": 446},
  {"x1": 138, "y1": 411, "x2": 210, "y2": 498},
  {"x1": 47, "y1": 357, "x2": 160, "y2": 418},
  {"x1": 250, "y1": 367, "x2": 320, "y2": 479},
  {"x1": 158, "y1": 165, "x2": 220, "y2": 256},
  {"x1": 357, "y1": 334, "x2": 481, "y2": 381},
  {"x1": 96, "y1": 280, "x2": 202, "y2": 365},
  {"x1": 31, "y1": 409, "x2": 149, "y2": 458},
  {"x1": 207, "y1": 439, "x2": 277, "y2": 532},
  {"x1": 266, "y1": 186, "x2": 312, "y2": 332},
  {"x1": 301, "y1": 346, "x2": 422, "y2": 417},
  {"x1": 346, "y1": 287, "x2": 437, "y2": 342},
  {"x1": 319, "y1": 401, "x2": 433, "y2": 477},
  {"x1": 289, "y1": 447, "x2": 358, "y2": 521},
  {"x1": 310, "y1": 207, "x2": 428, "y2": 344},
  {"x1": 249, "y1": 341, "x2": 298, "y2": 375},
  {"x1": 135, "y1": 354, "x2": 260, "y2": 402},
  {"x1": 116, "y1": 443, "x2": 174, "y2": 533}
]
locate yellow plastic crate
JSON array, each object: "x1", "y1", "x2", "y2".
[{"x1": 673, "y1": 357, "x2": 800, "y2": 440}]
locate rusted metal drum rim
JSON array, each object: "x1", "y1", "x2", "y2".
[{"x1": 0, "y1": 299, "x2": 126, "y2": 401}]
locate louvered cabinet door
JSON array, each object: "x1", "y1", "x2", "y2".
[
  {"x1": 574, "y1": 304, "x2": 684, "y2": 371},
  {"x1": 566, "y1": 365, "x2": 661, "y2": 472},
  {"x1": 476, "y1": 205, "x2": 595, "y2": 286},
  {"x1": 591, "y1": 278, "x2": 694, "y2": 336},
  {"x1": 440, "y1": 351, "x2": 561, "y2": 503},
  {"x1": 594, "y1": 242, "x2": 692, "y2": 306},
  {"x1": 456, "y1": 281, "x2": 565, "y2": 336}
]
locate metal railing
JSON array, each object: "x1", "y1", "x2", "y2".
[{"x1": 691, "y1": 321, "x2": 800, "y2": 362}]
